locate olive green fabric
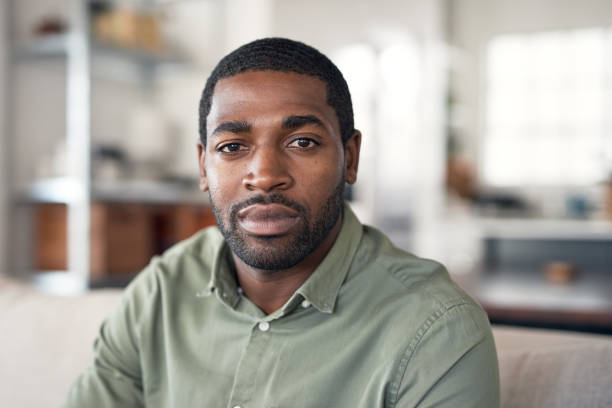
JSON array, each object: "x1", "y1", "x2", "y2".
[{"x1": 63, "y1": 204, "x2": 499, "y2": 408}]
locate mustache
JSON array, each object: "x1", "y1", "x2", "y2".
[{"x1": 229, "y1": 194, "x2": 308, "y2": 220}]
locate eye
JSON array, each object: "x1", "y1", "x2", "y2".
[
  {"x1": 287, "y1": 138, "x2": 319, "y2": 149},
  {"x1": 217, "y1": 143, "x2": 246, "y2": 153}
]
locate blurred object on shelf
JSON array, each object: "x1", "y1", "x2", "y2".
[
  {"x1": 446, "y1": 156, "x2": 476, "y2": 201},
  {"x1": 605, "y1": 175, "x2": 612, "y2": 221},
  {"x1": 474, "y1": 191, "x2": 530, "y2": 218},
  {"x1": 33, "y1": 15, "x2": 68, "y2": 36},
  {"x1": 445, "y1": 135, "x2": 531, "y2": 218},
  {"x1": 92, "y1": 145, "x2": 128, "y2": 183},
  {"x1": 92, "y1": 4, "x2": 164, "y2": 53},
  {"x1": 88, "y1": 0, "x2": 112, "y2": 18},
  {"x1": 566, "y1": 194, "x2": 593, "y2": 219},
  {"x1": 445, "y1": 133, "x2": 476, "y2": 201},
  {"x1": 34, "y1": 203, "x2": 67, "y2": 271},
  {"x1": 125, "y1": 104, "x2": 170, "y2": 161},
  {"x1": 543, "y1": 261, "x2": 579, "y2": 285},
  {"x1": 124, "y1": 104, "x2": 172, "y2": 179}
]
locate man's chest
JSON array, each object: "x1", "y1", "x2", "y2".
[{"x1": 140, "y1": 302, "x2": 402, "y2": 408}]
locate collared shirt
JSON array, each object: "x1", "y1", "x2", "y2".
[{"x1": 64, "y1": 204, "x2": 500, "y2": 408}]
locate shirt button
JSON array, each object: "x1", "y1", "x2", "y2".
[
  {"x1": 301, "y1": 299, "x2": 311, "y2": 308},
  {"x1": 258, "y1": 321, "x2": 270, "y2": 332}
]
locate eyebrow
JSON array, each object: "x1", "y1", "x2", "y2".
[
  {"x1": 282, "y1": 115, "x2": 325, "y2": 130},
  {"x1": 211, "y1": 120, "x2": 251, "y2": 138}
]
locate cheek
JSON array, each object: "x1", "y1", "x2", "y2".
[
  {"x1": 205, "y1": 168, "x2": 227, "y2": 206},
  {"x1": 307, "y1": 153, "x2": 344, "y2": 181},
  {"x1": 206, "y1": 160, "x2": 240, "y2": 193},
  {"x1": 297, "y1": 160, "x2": 343, "y2": 196}
]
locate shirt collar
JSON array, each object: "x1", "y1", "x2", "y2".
[
  {"x1": 209, "y1": 243, "x2": 241, "y2": 308},
  {"x1": 208, "y1": 202, "x2": 364, "y2": 314},
  {"x1": 293, "y1": 203, "x2": 363, "y2": 314}
]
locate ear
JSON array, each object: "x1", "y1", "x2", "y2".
[
  {"x1": 344, "y1": 130, "x2": 361, "y2": 185},
  {"x1": 197, "y1": 142, "x2": 209, "y2": 192}
]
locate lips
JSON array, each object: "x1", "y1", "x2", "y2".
[{"x1": 237, "y1": 203, "x2": 300, "y2": 236}]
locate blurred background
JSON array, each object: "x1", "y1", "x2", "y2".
[{"x1": 1, "y1": 0, "x2": 612, "y2": 334}]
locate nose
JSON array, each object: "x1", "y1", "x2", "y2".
[{"x1": 242, "y1": 145, "x2": 293, "y2": 192}]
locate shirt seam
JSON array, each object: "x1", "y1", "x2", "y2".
[
  {"x1": 138, "y1": 259, "x2": 164, "y2": 400},
  {"x1": 137, "y1": 258, "x2": 164, "y2": 346},
  {"x1": 386, "y1": 301, "x2": 476, "y2": 408}
]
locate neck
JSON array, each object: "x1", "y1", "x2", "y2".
[{"x1": 233, "y1": 216, "x2": 342, "y2": 315}]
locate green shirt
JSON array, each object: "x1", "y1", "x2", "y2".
[{"x1": 64, "y1": 204, "x2": 499, "y2": 407}]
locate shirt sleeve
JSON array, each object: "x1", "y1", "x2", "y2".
[
  {"x1": 394, "y1": 303, "x2": 500, "y2": 408},
  {"x1": 62, "y1": 265, "x2": 158, "y2": 408}
]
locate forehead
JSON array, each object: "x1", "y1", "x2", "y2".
[{"x1": 207, "y1": 71, "x2": 339, "y2": 133}]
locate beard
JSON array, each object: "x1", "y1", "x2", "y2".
[{"x1": 210, "y1": 180, "x2": 345, "y2": 271}]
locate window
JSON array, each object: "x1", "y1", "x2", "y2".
[{"x1": 484, "y1": 28, "x2": 612, "y2": 186}]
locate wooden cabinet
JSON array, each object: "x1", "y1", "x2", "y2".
[
  {"x1": 34, "y1": 202, "x2": 216, "y2": 282},
  {"x1": 34, "y1": 203, "x2": 67, "y2": 271},
  {"x1": 90, "y1": 203, "x2": 153, "y2": 279}
]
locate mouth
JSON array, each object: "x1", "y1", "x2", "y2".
[{"x1": 236, "y1": 203, "x2": 300, "y2": 236}]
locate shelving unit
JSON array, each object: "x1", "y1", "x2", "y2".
[
  {"x1": 5, "y1": 0, "x2": 201, "y2": 293},
  {"x1": 7, "y1": 0, "x2": 93, "y2": 292}
]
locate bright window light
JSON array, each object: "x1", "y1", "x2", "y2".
[{"x1": 484, "y1": 27, "x2": 612, "y2": 186}]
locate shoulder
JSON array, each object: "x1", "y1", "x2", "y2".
[
  {"x1": 349, "y1": 225, "x2": 480, "y2": 313},
  {"x1": 346, "y1": 223, "x2": 492, "y2": 362},
  {"x1": 348, "y1": 227, "x2": 496, "y2": 405}
]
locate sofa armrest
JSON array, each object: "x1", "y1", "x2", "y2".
[
  {"x1": 0, "y1": 276, "x2": 123, "y2": 408},
  {"x1": 493, "y1": 325, "x2": 612, "y2": 408}
]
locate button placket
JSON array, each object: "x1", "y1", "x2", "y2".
[{"x1": 227, "y1": 319, "x2": 274, "y2": 407}]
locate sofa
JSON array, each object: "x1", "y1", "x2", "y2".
[{"x1": 1, "y1": 275, "x2": 611, "y2": 408}]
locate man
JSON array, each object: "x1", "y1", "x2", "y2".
[{"x1": 64, "y1": 38, "x2": 499, "y2": 407}]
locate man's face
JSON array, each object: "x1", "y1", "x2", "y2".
[{"x1": 198, "y1": 71, "x2": 360, "y2": 271}]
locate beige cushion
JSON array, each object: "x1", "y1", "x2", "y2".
[
  {"x1": 0, "y1": 276, "x2": 122, "y2": 408},
  {"x1": 494, "y1": 326, "x2": 612, "y2": 408}
]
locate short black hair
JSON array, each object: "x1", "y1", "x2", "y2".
[{"x1": 198, "y1": 37, "x2": 354, "y2": 147}]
